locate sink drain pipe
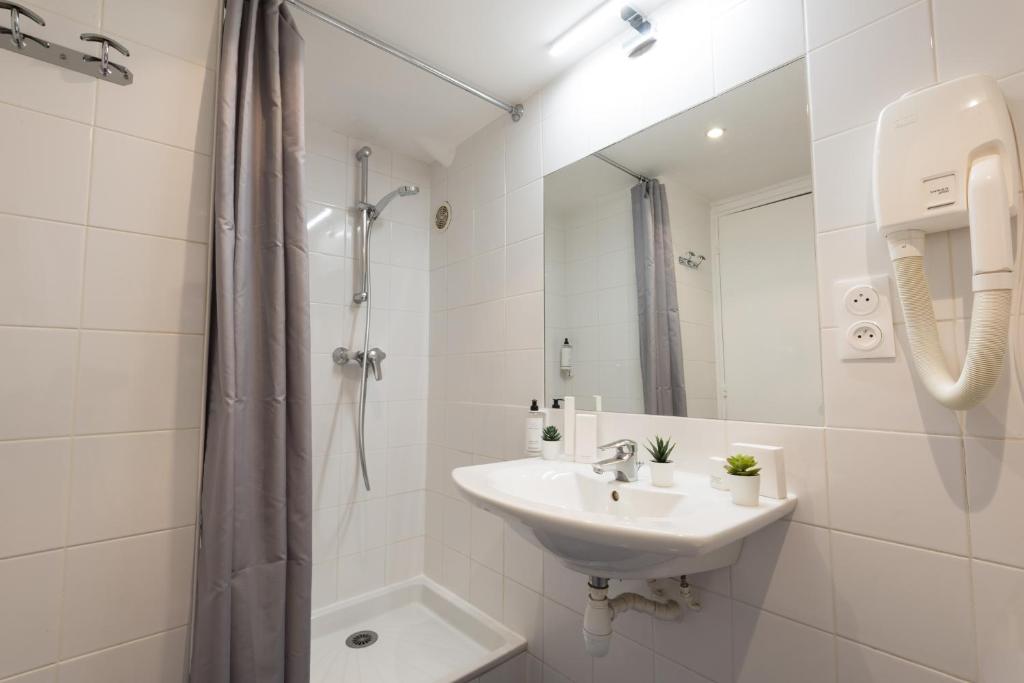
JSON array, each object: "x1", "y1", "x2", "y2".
[{"x1": 583, "y1": 577, "x2": 691, "y2": 657}]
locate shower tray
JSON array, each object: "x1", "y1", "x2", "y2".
[{"x1": 311, "y1": 576, "x2": 525, "y2": 682}]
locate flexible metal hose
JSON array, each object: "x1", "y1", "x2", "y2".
[{"x1": 891, "y1": 254, "x2": 1011, "y2": 410}]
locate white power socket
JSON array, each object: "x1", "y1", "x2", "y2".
[{"x1": 833, "y1": 276, "x2": 896, "y2": 360}]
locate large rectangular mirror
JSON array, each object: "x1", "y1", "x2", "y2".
[{"x1": 544, "y1": 59, "x2": 824, "y2": 426}]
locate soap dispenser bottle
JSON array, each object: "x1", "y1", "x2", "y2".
[{"x1": 525, "y1": 399, "x2": 544, "y2": 456}]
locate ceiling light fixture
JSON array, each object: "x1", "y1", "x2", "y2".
[
  {"x1": 706, "y1": 127, "x2": 725, "y2": 139},
  {"x1": 621, "y1": 5, "x2": 657, "y2": 58},
  {"x1": 549, "y1": 1, "x2": 619, "y2": 57}
]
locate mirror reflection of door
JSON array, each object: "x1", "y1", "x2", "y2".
[{"x1": 716, "y1": 193, "x2": 823, "y2": 425}]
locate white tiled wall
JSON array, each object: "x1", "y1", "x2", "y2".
[
  {"x1": 303, "y1": 122, "x2": 432, "y2": 609},
  {"x1": 440, "y1": 0, "x2": 1024, "y2": 682},
  {"x1": 0, "y1": 0, "x2": 217, "y2": 680}
]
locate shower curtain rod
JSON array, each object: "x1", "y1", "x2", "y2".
[
  {"x1": 285, "y1": 0, "x2": 525, "y2": 121},
  {"x1": 593, "y1": 153, "x2": 651, "y2": 183}
]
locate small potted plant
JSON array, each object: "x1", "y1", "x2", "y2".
[
  {"x1": 724, "y1": 454, "x2": 761, "y2": 506},
  {"x1": 542, "y1": 425, "x2": 563, "y2": 460},
  {"x1": 645, "y1": 436, "x2": 676, "y2": 487}
]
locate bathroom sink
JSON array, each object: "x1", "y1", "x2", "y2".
[{"x1": 452, "y1": 459, "x2": 796, "y2": 579}]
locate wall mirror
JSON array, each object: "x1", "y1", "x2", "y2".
[{"x1": 544, "y1": 59, "x2": 824, "y2": 426}]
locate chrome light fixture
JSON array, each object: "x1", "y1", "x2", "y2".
[{"x1": 621, "y1": 5, "x2": 656, "y2": 57}]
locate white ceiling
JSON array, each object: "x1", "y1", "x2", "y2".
[
  {"x1": 545, "y1": 59, "x2": 811, "y2": 218},
  {"x1": 296, "y1": 0, "x2": 653, "y2": 165}
]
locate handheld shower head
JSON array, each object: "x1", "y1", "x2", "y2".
[{"x1": 372, "y1": 185, "x2": 420, "y2": 217}]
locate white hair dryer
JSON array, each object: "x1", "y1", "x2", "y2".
[{"x1": 874, "y1": 74, "x2": 1022, "y2": 409}]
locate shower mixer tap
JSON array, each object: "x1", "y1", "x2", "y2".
[{"x1": 332, "y1": 346, "x2": 386, "y2": 381}]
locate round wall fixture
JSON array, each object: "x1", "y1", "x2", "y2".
[{"x1": 434, "y1": 201, "x2": 452, "y2": 232}]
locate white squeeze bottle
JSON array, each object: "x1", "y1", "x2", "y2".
[{"x1": 525, "y1": 399, "x2": 544, "y2": 456}]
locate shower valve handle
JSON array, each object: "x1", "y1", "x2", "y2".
[{"x1": 365, "y1": 347, "x2": 386, "y2": 381}]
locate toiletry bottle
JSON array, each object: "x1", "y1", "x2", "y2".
[
  {"x1": 525, "y1": 399, "x2": 544, "y2": 456},
  {"x1": 560, "y1": 338, "x2": 573, "y2": 376}
]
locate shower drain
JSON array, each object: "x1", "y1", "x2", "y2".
[{"x1": 345, "y1": 630, "x2": 379, "y2": 649}]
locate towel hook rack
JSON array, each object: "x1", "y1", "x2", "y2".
[{"x1": 0, "y1": 4, "x2": 134, "y2": 85}]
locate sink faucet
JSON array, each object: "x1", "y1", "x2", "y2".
[{"x1": 593, "y1": 439, "x2": 642, "y2": 482}]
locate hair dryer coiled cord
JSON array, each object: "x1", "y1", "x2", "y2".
[{"x1": 891, "y1": 254, "x2": 1011, "y2": 410}]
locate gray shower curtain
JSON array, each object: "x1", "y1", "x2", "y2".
[
  {"x1": 632, "y1": 180, "x2": 687, "y2": 417},
  {"x1": 191, "y1": 1, "x2": 312, "y2": 682}
]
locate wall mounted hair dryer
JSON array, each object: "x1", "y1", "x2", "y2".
[{"x1": 874, "y1": 74, "x2": 1022, "y2": 409}]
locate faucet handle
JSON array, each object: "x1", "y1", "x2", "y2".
[{"x1": 598, "y1": 439, "x2": 638, "y2": 459}]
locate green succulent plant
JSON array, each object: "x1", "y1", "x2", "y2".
[
  {"x1": 725, "y1": 454, "x2": 761, "y2": 477},
  {"x1": 542, "y1": 425, "x2": 562, "y2": 442},
  {"x1": 645, "y1": 436, "x2": 676, "y2": 464}
]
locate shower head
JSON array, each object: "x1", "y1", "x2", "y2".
[{"x1": 371, "y1": 185, "x2": 420, "y2": 218}]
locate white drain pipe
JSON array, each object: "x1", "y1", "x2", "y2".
[{"x1": 583, "y1": 577, "x2": 692, "y2": 657}]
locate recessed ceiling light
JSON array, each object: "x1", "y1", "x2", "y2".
[
  {"x1": 706, "y1": 127, "x2": 725, "y2": 139},
  {"x1": 549, "y1": 1, "x2": 618, "y2": 57}
]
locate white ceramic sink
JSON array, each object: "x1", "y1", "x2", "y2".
[{"x1": 452, "y1": 458, "x2": 796, "y2": 579}]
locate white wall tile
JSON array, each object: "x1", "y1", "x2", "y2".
[
  {"x1": 82, "y1": 229, "x2": 207, "y2": 333},
  {"x1": 75, "y1": 331, "x2": 204, "y2": 434},
  {"x1": 652, "y1": 589, "x2": 733, "y2": 683},
  {"x1": 60, "y1": 528, "x2": 194, "y2": 658},
  {"x1": 972, "y1": 559, "x2": 1024, "y2": 683},
  {"x1": 827, "y1": 429, "x2": 968, "y2": 554},
  {"x1": 56, "y1": 627, "x2": 187, "y2": 683},
  {"x1": 543, "y1": 598, "x2": 592, "y2": 683},
  {"x1": 0, "y1": 439, "x2": 70, "y2": 559},
  {"x1": 386, "y1": 536, "x2": 424, "y2": 583},
  {"x1": 504, "y1": 578, "x2": 544, "y2": 659},
  {"x1": 965, "y1": 437, "x2": 1024, "y2": 569},
  {"x1": 102, "y1": 0, "x2": 220, "y2": 67},
  {"x1": 31, "y1": 0, "x2": 100, "y2": 26},
  {"x1": 506, "y1": 235, "x2": 544, "y2": 296},
  {"x1": 831, "y1": 532, "x2": 975, "y2": 679},
  {"x1": 506, "y1": 123, "x2": 543, "y2": 192},
  {"x1": 654, "y1": 655, "x2": 714, "y2": 683},
  {"x1": 504, "y1": 525, "x2": 543, "y2": 594},
  {"x1": 732, "y1": 521, "x2": 834, "y2": 630},
  {"x1": 811, "y1": 124, "x2": 876, "y2": 232},
  {"x1": 95, "y1": 40, "x2": 215, "y2": 154},
  {"x1": 804, "y1": 0, "x2": 919, "y2": 50},
  {"x1": 836, "y1": 638, "x2": 965, "y2": 683},
  {"x1": 0, "y1": 328, "x2": 76, "y2": 440},
  {"x1": 505, "y1": 292, "x2": 543, "y2": 351},
  {"x1": 0, "y1": 550, "x2": 63, "y2": 679},
  {"x1": 0, "y1": 215, "x2": 84, "y2": 328},
  {"x1": 732, "y1": 602, "x2": 836, "y2": 683},
  {"x1": 67, "y1": 430, "x2": 199, "y2": 544},
  {"x1": 0, "y1": 104, "x2": 92, "y2": 224},
  {"x1": 933, "y1": 0, "x2": 1024, "y2": 80},
  {"x1": 442, "y1": 546, "x2": 471, "y2": 600},
  {"x1": 469, "y1": 560, "x2": 503, "y2": 620},
  {"x1": 594, "y1": 633, "x2": 653, "y2": 683},
  {"x1": 0, "y1": 667, "x2": 57, "y2": 683},
  {"x1": 89, "y1": 129, "x2": 212, "y2": 243},
  {"x1": 808, "y1": 2, "x2": 935, "y2": 140},
  {"x1": 712, "y1": 0, "x2": 805, "y2": 93},
  {"x1": 507, "y1": 180, "x2": 543, "y2": 245}
]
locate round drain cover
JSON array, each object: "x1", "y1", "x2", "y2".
[{"x1": 345, "y1": 630, "x2": 379, "y2": 649}]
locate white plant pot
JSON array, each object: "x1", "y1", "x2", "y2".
[
  {"x1": 542, "y1": 440, "x2": 563, "y2": 460},
  {"x1": 648, "y1": 461, "x2": 675, "y2": 487},
  {"x1": 728, "y1": 474, "x2": 761, "y2": 506}
]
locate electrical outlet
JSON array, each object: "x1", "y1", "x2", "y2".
[
  {"x1": 847, "y1": 321, "x2": 883, "y2": 351},
  {"x1": 833, "y1": 276, "x2": 896, "y2": 360},
  {"x1": 844, "y1": 285, "x2": 879, "y2": 316}
]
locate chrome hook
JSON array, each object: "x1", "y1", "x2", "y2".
[
  {"x1": 0, "y1": 2, "x2": 47, "y2": 49},
  {"x1": 80, "y1": 32, "x2": 131, "y2": 81}
]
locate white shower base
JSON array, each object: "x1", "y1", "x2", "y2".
[{"x1": 311, "y1": 576, "x2": 525, "y2": 683}]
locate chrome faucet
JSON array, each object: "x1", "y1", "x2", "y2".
[
  {"x1": 593, "y1": 439, "x2": 642, "y2": 483},
  {"x1": 332, "y1": 346, "x2": 386, "y2": 380}
]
